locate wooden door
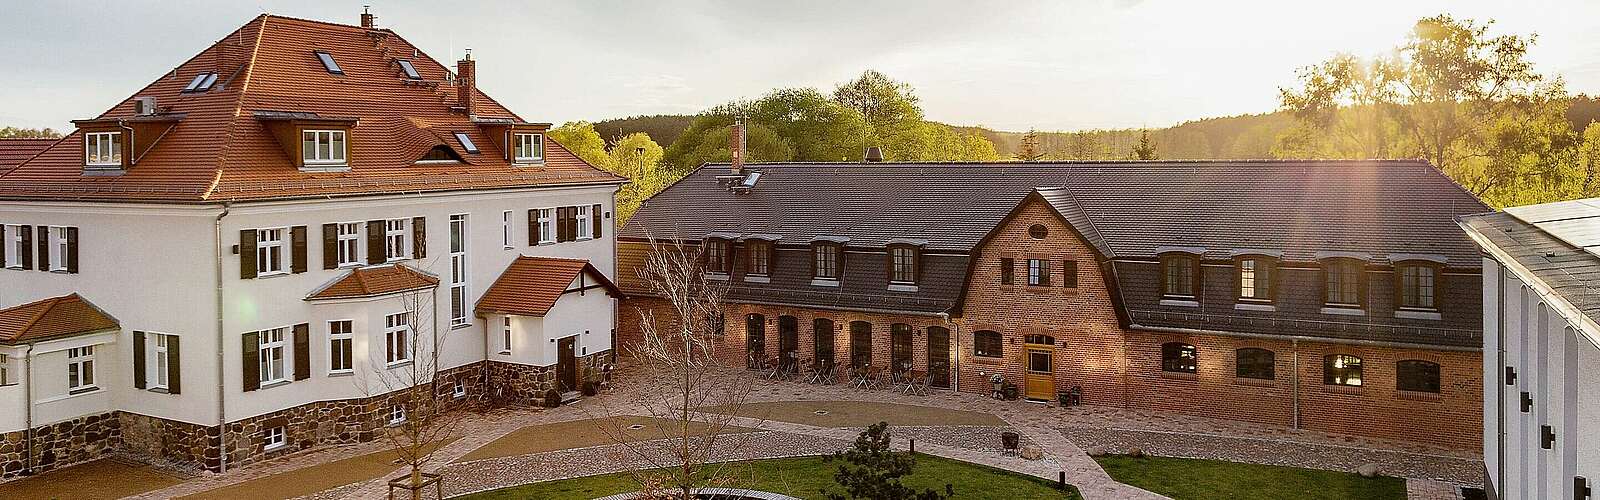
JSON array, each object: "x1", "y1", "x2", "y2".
[
  {"x1": 746, "y1": 314, "x2": 766, "y2": 369},
  {"x1": 1024, "y1": 343, "x2": 1055, "y2": 401},
  {"x1": 778, "y1": 316, "x2": 799, "y2": 370},
  {"x1": 558, "y1": 336, "x2": 577, "y2": 392},
  {"x1": 927, "y1": 326, "x2": 950, "y2": 388}
]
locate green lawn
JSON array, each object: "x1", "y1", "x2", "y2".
[
  {"x1": 459, "y1": 454, "x2": 1080, "y2": 500},
  {"x1": 1094, "y1": 455, "x2": 1406, "y2": 500}
]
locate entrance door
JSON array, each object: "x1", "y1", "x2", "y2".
[
  {"x1": 813, "y1": 318, "x2": 835, "y2": 369},
  {"x1": 1023, "y1": 334, "x2": 1055, "y2": 401},
  {"x1": 746, "y1": 314, "x2": 766, "y2": 369},
  {"x1": 778, "y1": 316, "x2": 799, "y2": 371},
  {"x1": 557, "y1": 336, "x2": 577, "y2": 393},
  {"x1": 927, "y1": 326, "x2": 950, "y2": 388}
]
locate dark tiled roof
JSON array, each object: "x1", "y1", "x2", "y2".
[
  {"x1": 1461, "y1": 210, "x2": 1600, "y2": 326},
  {"x1": 306, "y1": 264, "x2": 439, "y2": 300},
  {"x1": 477, "y1": 256, "x2": 620, "y2": 317},
  {"x1": 0, "y1": 138, "x2": 57, "y2": 175},
  {"x1": 0, "y1": 294, "x2": 120, "y2": 345}
]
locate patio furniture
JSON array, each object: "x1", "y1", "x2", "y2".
[
  {"x1": 850, "y1": 365, "x2": 872, "y2": 389},
  {"x1": 901, "y1": 370, "x2": 929, "y2": 396},
  {"x1": 1001, "y1": 431, "x2": 1020, "y2": 456}
]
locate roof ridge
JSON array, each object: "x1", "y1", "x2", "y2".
[
  {"x1": 206, "y1": 15, "x2": 269, "y2": 201},
  {"x1": 13, "y1": 295, "x2": 66, "y2": 339}
]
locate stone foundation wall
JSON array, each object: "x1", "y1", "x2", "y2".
[
  {"x1": 484, "y1": 351, "x2": 614, "y2": 406},
  {"x1": 0, "y1": 411, "x2": 121, "y2": 479},
  {"x1": 119, "y1": 412, "x2": 218, "y2": 472}
]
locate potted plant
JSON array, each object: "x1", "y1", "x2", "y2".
[{"x1": 990, "y1": 373, "x2": 1005, "y2": 399}]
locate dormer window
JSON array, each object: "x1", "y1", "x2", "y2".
[
  {"x1": 888, "y1": 244, "x2": 918, "y2": 284},
  {"x1": 84, "y1": 132, "x2": 123, "y2": 168},
  {"x1": 513, "y1": 133, "x2": 544, "y2": 163},
  {"x1": 183, "y1": 72, "x2": 219, "y2": 93},
  {"x1": 812, "y1": 242, "x2": 841, "y2": 280},
  {"x1": 1236, "y1": 257, "x2": 1274, "y2": 303},
  {"x1": 1397, "y1": 263, "x2": 1438, "y2": 311},
  {"x1": 453, "y1": 132, "x2": 479, "y2": 154},
  {"x1": 302, "y1": 129, "x2": 347, "y2": 166},
  {"x1": 747, "y1": 240, "x2": 772, "y2": 277},
  {"x1": 396, "y1": 59, "x2": 421, "y2": 80},
  {"x1": 1160, "y1": 253, "x2": 1199, "y2": 299},
  {"x1": 1322, "y1": 258, "x2": 1364, "y2": 308},
  {"x1": 703, "y1": 238, "x2": 731, "y2": 275},
  {"x1": 314, "y1": 51, "x2": 343, "y2": 74}
]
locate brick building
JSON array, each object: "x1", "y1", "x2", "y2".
[{"x1": 618, "y1": 140, "x2": 1491, "y2": 450}]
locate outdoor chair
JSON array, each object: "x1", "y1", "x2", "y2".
[{"x1": 1001, "y1": 431, "x2": 1020, "y2": 456}]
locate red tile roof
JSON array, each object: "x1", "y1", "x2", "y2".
[
  {"x1": 0, "y1": 14, "x2": 624, "y2": 203},
  {"x1": 476, "y1": 256, "x2": 621, "y2": 317},
  {"x1": 0, "y1": 294, "x2": 120, "y2": 345},
  {"x1": 306, "y1": 263, "x2": 439, "y2": 300},
  {"x1": 0, "y1": 138, "x2": 58, "y2": 175}
]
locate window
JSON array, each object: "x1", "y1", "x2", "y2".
[
  {"x1": 452, "y1": 379, "x2": 466, "y2": 398},
  {"x1": 0, "y1": 354, "x2": 8, "y2": 385},
  {"x1": 1323, "y1": 354, "x2": 1363, "y2": 386},
  {"x1": 501, "y1": 210, "x2": 513, "y2": 248},
  {"x1": 1062, "y1": 260, "x2": 1078, "y2": 288},
  {"x1": 1028, "y1": 224, "x2": 1048, "y2": 239},
  {"x1": 889, "y1": 245, "x2": 918, "y2": 283},
  {"x1": 389, "y1": 405, "x2": 406, "y2": 425},
  {"x1": 256, "y1": 228, "x2": 286, "y2": 275},
  {"x1": 1160, "y1": 342, "x2": 1196, "y2": 373},
  {"x1": 3, "y1": 224, "x2": 21, "y2": 268},
  {"x1": 449, "y1": 214, "x2": 469, "y2": 326},
  {"x1": 385, "y1": 312, "x2": 412, "y2": 365},
  {"x1": 153, "y1": 335, "x2": 171, "y2": 389},
  {"x1": 263, "y1": 426, "x2": 286, "y2": 450},
  {"x1": 384, "y1": 219, "x2": 408, "y2": 260},
  {"x1": 500, "y1": 316, "x2": 512, "y2": 354},
  {"x1": 1323, "y1": 259, "x2": 1363, "y2": 306},
  {"x1": 513, "y1": 133, "x2": 544, "y2": 162},
  {"x1": 575, "y1": 205, "x2": 591, "y2": 240},
  {"x1": 748, "y1": 240, "x2": 772, "y2": 276},
  {"x1": 301, "y1": 130, "x2": 347, "y2": 165},
  {"x1": 706, "y1": 313, "x2": 726, "y2": 337},
  {"x1": 336, "y1": 222, "x2": 361, "y2": 267},
  {"x1": 1238, "y1": 258, "x2": 1272, "y2": 301},
  {"x1": 1398, "y1": 264, "x2": 1437, "y2": 310},
  {"x1": 258, "y1": 327, "x2": 286, "y2": 384},
  {"x1": 704, "y1": 238, "x2": 730, "y2": 274},
  {"x1": 329, "y1": 320, "x2": 353, "y2": 373},
  {"x1": 1235, "y1": 348, "x2": 1275, "y2": 380},
  {"x1": 67, "y1": 347, "x2": 96, "y2": 391},
  {"x1": 813, "y1": 243, "x2": 840, "y2": 280},
  {"x1": 1397, "y1": 360, "x2": 1441, "y2": 393},
  {"x1": 84, "y1": 132, "x2": 122, "y2": 167},
  {"x1": 47, "y1": 226, "x2": 68, "y2": 272},
  {"x1": 974, "y1": 330, "x2": 1003, "y2": 358},
  {"x1": 1161, "y1": 255, "x2": 1197, "y2": 298},
  {"x1": 1000, "y1": 258, "x2": 1014, "y2": 285},
  {"x1": 1027, "y1": 258, "x2": 1051, "y2": 286},
  {"x1": 396, "y1": 59, "x2": 421, "y2": 80},
  {"x1": 453, "y1": 132, "x2": 479, "y2": 154},
  {"x1": 536, "y1": 209, "x2": 554, "y2": 244},
  {"x1": 314, "y1": 50, "x2": 343, "y2": 74},
  {"x1": 183, "y1": 72, "x2": 219, "y2": 92}
]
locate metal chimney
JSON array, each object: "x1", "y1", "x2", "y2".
[{"x1": 863, "y1": 146, "x2": 884, "y2": 163}]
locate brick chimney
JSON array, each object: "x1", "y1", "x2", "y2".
[
  {"x1": 729, "y1": 118, "x2": 746, "y2": 175},
  {"x1": 456, "y1": 49, "x2": 475, "y2": 116},
  {"x1": 360, "y1": 6, "x2": 375, "y2": 29}
]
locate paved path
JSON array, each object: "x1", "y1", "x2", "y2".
[{"x1": 1407, "y1": 479, "x2": 1465, "y2": 500}]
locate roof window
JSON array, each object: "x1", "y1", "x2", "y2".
[
  {"x1": 453, "y1": 132, "x2": 479, "y2": 154},
  {"x1": 396, "y1": 60, "x2": 421, "y2": 80},
  {"x1": 314, "y1": 51, "x2": 343, "y2": 74},
  {"x1": 183, "y1": 72, "x2": 219, "y2": 92}
]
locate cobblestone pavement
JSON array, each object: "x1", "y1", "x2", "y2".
[{"x1": 1406, "y1": 479, "x2": 1465, "y2": 500}]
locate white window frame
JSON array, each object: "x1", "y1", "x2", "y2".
[
  {"x1": 336, "y1": 222, "x2": 362, "y2": 267},
  {"x1": 263, "y1": 426, "x2": 286, "y2": 450},
  {"x1": 47, "y1": 226, "x2": 67, "y2": 272},
  {"x1": 3, "y1": 224, "x2": 21, "y2": 269},
  {"x1": 389, "y1": 405, "x2": 406, "y2": 425},
  {"x1": 513, "y1": 133, "x2": 544, "y2": 163},
  {"x1": 0, "y1": 353, "x2": 10, "y2": 385},
  {"x1": 384, "y1": 219, "x2": 409, "y2": 261},
  {"x1": 501, "y1": 210, "x2": 514, "y2": 249},
  {"x1": 449, "y1": 214, "x2": 469, "y2": 327},
  {"x1": 152, "y1": 334, "x2": 171, "y2": 390},
  {"x1": 452, "y1": 379, "x2": 466, "y2": 398},
  {"x1": 500, "y1": 316, "x2": 512, "y2": 354},
  {"x1": 384, "y1": 312, "x2": 412, "y2": 366},
  {"x1": 301, "y1": 129, "x2": 347, "y2": 166},
  {"x1": 1026, "y1": 258, "x2": 1049, "y2": 286},
  {"x1": 328, "y1": 320, "x2": 353, "y2": 374},
  {"x1": 257, "y1": 228, "x2": 287, "y2": 276},
  {"x1": 67, "y1": 346, "x2": 96, "y2": 392},
  {"x1": 259, "y1": 327, "x2": 287, "y2": 385},
  {"x1": 575, "y1": 205, "x2": 592, "y2": 241},
  {"x1": 537, "y1": 209, "x2": 554, "y2": 244},
  {"x1": 84, "y1": 132, "x2": 122, "y2": 167}
]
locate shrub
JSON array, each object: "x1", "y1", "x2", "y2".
[
  {"x1": 543, "y1": 388, "x2": 562, "y2": 408},
  {"x1": 823, "y1": 421, "x2": 953, "y2": 500}
]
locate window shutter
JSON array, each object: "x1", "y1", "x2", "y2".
[
  {"x1": 290, "y1": 225, "x2": 308, "y2": 274},
  {"x1": 1063, "y1": 260, "x2": 1078, "y2": 288},
  {"x1": 242, "y1": 331, "x2": 260, "y2": 392},
  {"x1": 0, "y1": 225, "x2": 7, "y2": 268},
  {"x1": 321, "y1": 223, "x2": 337, "y2": 270},
  {"x1": 167, "y1": 336, "x2": 181, "y2": 395},
  {"x1": 36, "y1": 226, "x2": 48, "y2": 271},
  {"x1": 592, "y1": 204, "x2": 602, "y2": 239},
  {"x1": 366, "y1": 220, "x2": 385, "y2": 264},
  {"x1": 238, "y1": 230, "x2": 257, "y2": 279},
  {"x1": 555, "y1": 208, "x2": 569, "y2": 242},
  {"x1": 1000, "y1": 258, "x2": 1013, "y2": 285},
  {"x1": 293, "y1": 323, "x2": 310, "y2": 381},
  {"x1": 412, "y1": 216, "x2": 426, "y2": 259},
  {"x1": 18, "y1": 225, "x2": 31, "y2": 269},
  {"x1": 133, "y1": 331, "x2": 147, "y2": 390},
  {"x1": 65, "y1": 227, "x2": 78, "y2": 273},
  {"x1": 527, "y1": 209, "x2": 539, "y2": 246}
]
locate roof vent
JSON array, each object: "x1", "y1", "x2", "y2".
[
  {"x1": 863, "y1": 146, "x2": 884, "y2": 163},
  {"x1": 134, "y1": 97, "x2": 158, "y2": 116}
]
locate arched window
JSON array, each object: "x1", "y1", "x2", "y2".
[
  {"x1": 1397, "y1": 360, "x2": 1440, "y2": 393},
  {"x1": 849, "y1": 321, "x2": 872, "y2": 368},
  {"x1": 1323, "y1": 354, "x2": 1363, "y2": 386},
  {"x1": 745, "y1": 314, "x2": 765, "y2": 369},
  {"x1": 813, "y1": 318, "x2": 835, "y2": 367},
  {"x1": 890, "y1": 323, "x2": 914, "y2": 372},
  {"x1": 1161, "y1": 342, "x2": 1196, "y2": 373},
  {"x1": 1235, "y1": 348, "x2": 1275, "y2": 380},
  {"x1": 973, "y1": 330, "x2": 1002, "y2": 358}
]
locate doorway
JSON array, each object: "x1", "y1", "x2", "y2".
[
  {"x1": 557, "y1": 336, "x2": 577, "y2": 393},
  {"x1": 778, "y1": 315, "x2": 799, "y2": 371},
  {"x1": 813, "y1": 318, "x2": 835, "y2": 369},
  {"x1": 927, "y1": 326, "x2": 950, "y2": 388},
  {"x1": 1023, "y1": 334, "x2": 1055, "y2": 401},
  {"x1": 746, "y1": 313, "x2": 766, "y2": 369},
  {"x1": 891, "y1": 323, "x2": 913, "y2": 374}
]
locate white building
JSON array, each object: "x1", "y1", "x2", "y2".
[
  {"x1": 1460, "y1": 201, "x2": 1600, "y2": 500},
  {"x1": 0, "y1": 12, "x2": 624, "y2": 476}
]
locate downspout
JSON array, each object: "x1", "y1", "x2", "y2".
[
  {"x1": 22, "y1": 343, "x2": 35, "y2": 475},
  {"x1": 1291, "y1": 338, "x2": 1300, "y2": 430},
  {"x1": 938, "y1": 312, "x2": 958, "y2": 391},
  {"x1": 213, "y1": 202, "x2": 230, "y2": 474}
]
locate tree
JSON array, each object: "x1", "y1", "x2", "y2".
[
  {"x1": 832, "y1": 70, "x2": 924, "y2": 143},
  {"x1": 609, "y1": 132, "x2": 669, "y2": 222},
  {"x1": 594, "y1": 239, "x2": 753, "y2": 499},
  {"x1": 1015, "y1": 130, "x2": 1046, "y2": 162},
  {"x1": 751, "y1": 87, "x2": 872, "y2": 162},
  {"x1": 0, "y1": 126, "x2": 60, "y2": 138},
  {"x1": 365, "y1": 282, "x2": 462, "y2": 500},
  {"x1": 548, "y1": 121, "x2": 612, "y2": 169},
  {"x1": 663, "y1": 110, "x2": 793, "y2": 171},
  {"x1": 1065, "y1": 133, "x2": 1102, "y2": 160},
  {"x1": 823, "y1": 422, "x2": 953, "y2": 500},
  {"x1": 1129, "y1": 129, "x2": 1158, "y2": 160}
]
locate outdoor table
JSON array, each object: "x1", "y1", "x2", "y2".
[{"x1": 901, "y1": 370, "x2": 929, "y2": 396}]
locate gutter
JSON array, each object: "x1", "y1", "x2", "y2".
[
  {"x1": 1291, "y1": 338, "x2": 1299, "y2": 430},
  {"x1": 213, "y1": 202, "x2": 230, "y2": 474},
  {"x1": 1127, "y1": 323, "x2": 1482, "y2": 353},
  {"x1": 22, "y1": 343, "x2": 34, "y2": 475},
  {"x1": 937, "y1": 312, "x2": 958, "y2": 391}
]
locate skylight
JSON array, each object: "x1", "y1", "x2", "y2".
[
  {"x1": 314, "y1": 51, "x2": 343, "y2": 74},
  {"x1": 396, "y1": 59, "x2": 421, "y2": 80},
  {"x1": 454, "y1": 132, "x2": 479, "y2": 154},
  {"x1": 183, "y1": 72, "x2": 219, "y2": 92}
]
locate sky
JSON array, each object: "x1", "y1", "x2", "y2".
[{"x1": 2, "y1": 0, "x2": 1598, "y2": 133}]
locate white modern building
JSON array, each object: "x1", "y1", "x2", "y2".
[
  {"x1": 1460, "y1": 201, "x2": 1600, "y2": 500},
  {"x1": 0, "y1": 11, "x2": 623, "y2": 476}
]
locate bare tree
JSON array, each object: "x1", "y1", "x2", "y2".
[
  {"x1": 592, "y1": 237, "x2": 756, "y2": 499},
  {"x1": 360, "y1": 272, "x2": 462, "y2": 500}
]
